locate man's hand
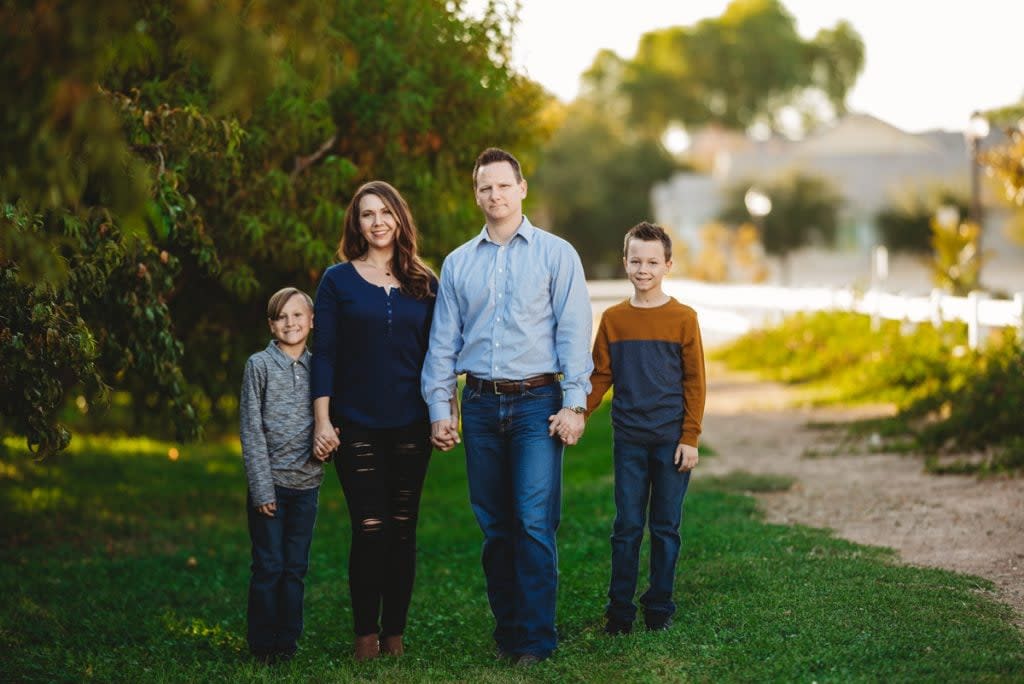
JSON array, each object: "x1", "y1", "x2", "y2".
[
  {"x1": 257, "y1": 501, "x2": 277, "y2": 517},
  {"x1": 675, "y1": 444, "x2": 699, "y2": 472},
  {"x1": 548, "y1": 408, "x2": 585, "y2": 445},
  {"x1": 431, "y1": 418, "x2": 460, "y2": 451},
  {"x1": 314, "y1": 421, "x2": 340, "y2": 460}
]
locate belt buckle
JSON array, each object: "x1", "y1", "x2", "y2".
[{"x1": 492, "y1": 379, "x2": 504, "y2": 395}]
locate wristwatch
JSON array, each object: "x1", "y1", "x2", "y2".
[{"x1": 568, "y1": 406, "x2": 586, "y2": 414}]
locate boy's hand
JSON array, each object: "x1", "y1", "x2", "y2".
[
  {"x1": 675, "y1": 444, "x2": 699, "y2": 472},
  {"x1": 257, "y1": 502, "x2": 277, "y2": 517}
]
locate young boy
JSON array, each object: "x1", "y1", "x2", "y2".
[
  {"x1": 239, "y1": 286, "x2": 326, "y2": 664},
  {"x1": 584, "y1": 222, "x2": 706, "y2": 635}
]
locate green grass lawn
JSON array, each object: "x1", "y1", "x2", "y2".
[{"x1": 2, "y1": 406, "x2": 1022, "y2": 682}]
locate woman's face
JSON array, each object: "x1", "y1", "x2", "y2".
[{"x1": 358, "y1": 192, "x2": 398, "y2": 252}]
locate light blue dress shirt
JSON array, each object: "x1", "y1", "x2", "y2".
[{"x1": 421, "y1": 216, "x2": 594, "y2": 422}]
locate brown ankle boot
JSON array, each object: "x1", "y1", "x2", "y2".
[
  {"x1": 380, "y1": 634, "x2": 404, "y2": 656},
  {"x1": 354, "y1": 634, "x2": 380, "y2": 661}
]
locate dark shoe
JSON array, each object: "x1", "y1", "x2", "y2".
[
  {"x1": 645, "y1": 615, "x2": 673, "y2": 631},
  {"x1": 515, "y1": 654, "x2": 544, "y2": 668},
  {"x1": 494, "y1": 646, "x2": 517, "y2": 662},
  {"x1": 604, "y1": 618, "x2": 633, "y2": 636},
  {"x1": 354, "y1": 634, "x2": 380, "y2": 661},
  {"x1": 380, "y1": 634, "x2": 404, "y2": 656}
]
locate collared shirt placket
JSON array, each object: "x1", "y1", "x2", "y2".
[{"x1": 491, "y1": 241, "x2": 511, "y2": 380}]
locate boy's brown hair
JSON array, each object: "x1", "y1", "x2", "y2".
[
  {"x1": 623, "y1": 221, "x2": 672, "y2": 262},
  {"x1": 267, "y1": 287, "x2": 313, "y2": 320}
]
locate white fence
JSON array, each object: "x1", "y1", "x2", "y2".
[{"x1": 588, "y1": 279, "x2": 1024, "y2": 350}]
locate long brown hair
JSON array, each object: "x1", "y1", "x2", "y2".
[{"x1": 338, "y1": 181, "x2": 435, "y2": 300}]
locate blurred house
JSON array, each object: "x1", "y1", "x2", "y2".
[{"x1": 652, "y1": 113, "x2": 1023, "y2": 291}]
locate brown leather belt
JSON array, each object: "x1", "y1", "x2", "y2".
[{"x1": 465, "y1": 373, "x2": 559, "y2": 395}]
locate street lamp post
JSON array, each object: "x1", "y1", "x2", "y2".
[
  {"x1": 744, "y1": 186, "x2": 774, "y2": 278},
  {"x1": 964, "y1": 111, "x2": 990, "y2": 282}
]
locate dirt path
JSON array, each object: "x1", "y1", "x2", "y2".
[{"x1": 701, "y1": 364, "x2": 1024, "y2": 628}]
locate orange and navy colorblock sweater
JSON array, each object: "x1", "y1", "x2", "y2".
[{"x1": 584, "y1": 297, "x2": 706, "y2": 447}]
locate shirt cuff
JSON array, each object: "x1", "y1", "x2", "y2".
[
  {"x1": 428, "y1": 401, "x2": 452, "y2": 423},
  {"x1": 562, "y1": 388, "x2": 587, "y2": 410}
]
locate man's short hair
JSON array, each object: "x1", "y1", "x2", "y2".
[
  {"x1": 267, "y1": 287, "x2": 313, "y2": 320},
  {"x1": 623, "y1": 221, "x2": 672, "y2": 262},
  {"x1": 473, "y1": 147, "x2": 523, "y2": 186}
]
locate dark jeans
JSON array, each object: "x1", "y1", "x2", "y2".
[
  {"x1": 247, "y1": 484, "x2": 319, "y2": 655},
  {"x1": 607, "y1": 438, "x2": 691, "y2": 624},
  {"x1": 335, "y1": 421, "x2": 431, "y2": 636},
  {"x1": 461, "y1": 381, "x2": 564, "y2": 659}
]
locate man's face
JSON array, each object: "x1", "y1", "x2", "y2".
[
  {"x1": 624, "y1": 239, "x2": 672, "y2": 295},
  {"x1": 474, "y1": 161, "x2": 527, "y2": 224}
]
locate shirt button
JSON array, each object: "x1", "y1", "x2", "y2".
[
  {"x1": 495, "y1": 343, "x2": 500, "y2": 348},
  {"x1": 497, "y1": 317, "x2": 502, "y2": 322}
]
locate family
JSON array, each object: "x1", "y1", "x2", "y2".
[{"x1": 238, "y1": 147, "x2": 706, "y2": 667}]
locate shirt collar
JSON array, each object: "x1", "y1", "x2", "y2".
[
  {"x1": 266, "y1": 340, "x2": 310, "y2": 370},
  {"x1": 475, "y1": 215, "x2": 536, "y2": 247}
]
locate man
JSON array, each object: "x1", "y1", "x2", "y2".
[{"x1": 422, "y1": 147, "x2": 593, "y2": 665}]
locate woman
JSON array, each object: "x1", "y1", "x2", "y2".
[{"x1": 311, "y1": 180, "x2": 445, "y2": 661}]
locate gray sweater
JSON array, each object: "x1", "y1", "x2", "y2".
[{"x1": 239, "y1": 341, "x2": 323, "y2": 506}]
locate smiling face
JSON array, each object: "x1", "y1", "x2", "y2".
[
  {"x1": 358, "y1": 192, "x2": 399, "y2": 253},
  {"x1": 624, "y1": 238, "x2": 672, "y2": 296},
  {"x1": 268, "y1": 293, "x2": 313, "y2": 355},
  {"x1": 474, "y1": 161, "x2": 527, "y2": 226}
]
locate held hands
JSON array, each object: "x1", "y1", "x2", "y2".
[
  {"x1": 313, "y1": 422, "x2": 341, "y2": 461},
  {"x1": 430, "y1": 418, "x2": 460, "y2": 451},
  {"x1": 431, "y1": 395, "x2": 461, "y2": 452},
  {"x1": 675, "y1": 444, "x2": 699, "y2": 472},
  {"x1": 548, "y1": 408, "x2": 585, "y2": 446}
]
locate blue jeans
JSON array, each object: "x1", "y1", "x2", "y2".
[
  {"x1": 247, "y1": 484, "x2": 319, "y2": 655},
  {"x1": 607, "y1": 438, "x2": 691, "y2": 624},
  {"x1": 461, "y1": 381, "x2": 564, "y2": 659}
]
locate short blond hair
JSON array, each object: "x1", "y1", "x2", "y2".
[{"x1": 266, "y1": 287, "x2": 313, "y2": 320}]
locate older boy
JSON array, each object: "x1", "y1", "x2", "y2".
[
  {"x1": 239, "y1": 287, "x2": 326, "y2": 663},
  {"x1": 584, "y1": 222, "x2": 706, "y2": 635}
]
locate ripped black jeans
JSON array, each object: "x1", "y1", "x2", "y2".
[{"x1": 334, "y1": 421, "x2": 431, "y2": 637}]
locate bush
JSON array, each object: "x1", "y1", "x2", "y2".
[{"x1": 714, "y1": 312, "x2": 1024, "y2": 471}]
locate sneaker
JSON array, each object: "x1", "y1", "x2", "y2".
[
  {"x1": 494, "y1": 646, "x2": 516, "y2": 662},
  {"x1": 515, "y1": 654, "x2": 544, "y2": 668},
  {"x1": 604, "y1": 618, "x2": 633, "y2": 636},
  {"x1": 645, "y1": 615, "x2": 673, "y2": 631}
]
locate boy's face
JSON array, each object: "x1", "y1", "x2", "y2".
[
  {"x1": 475, "y1": 161, "x2": 527, "y2": 225},
  {"x1": 624, "y1": 239, "x2": 672, "y2": 295},
  {"x1": 268, "y1": 294, "x2": 313, "y2": 350}
]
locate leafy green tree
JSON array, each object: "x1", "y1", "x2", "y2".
[
  {"x1": 1, "y1": 0, "x2": 549, "y2": 455},
  {"x1": 875, "y1": 186, "x2": 969, "y2": 254},
  {"x1": 620, "y1": 0, "x2": 864, "y2": 135},
  {"x1": 718, "y1": 172, "x2": 843, "y2": 282},
  {"x1": 533, "y1": 101, "x2": 679, "y2": 277}
]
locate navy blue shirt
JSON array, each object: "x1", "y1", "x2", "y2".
[{"x1": 311, "y1": 262, "x2": 436, "y2": 429}]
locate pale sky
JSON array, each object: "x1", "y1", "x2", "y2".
[{"x1": 508, "y1": 0, "x2": 1024, "y2": 134}]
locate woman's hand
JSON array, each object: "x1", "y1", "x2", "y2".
[{"x1": 314, "y1": 421, "x2": 340, "y2": 460}]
